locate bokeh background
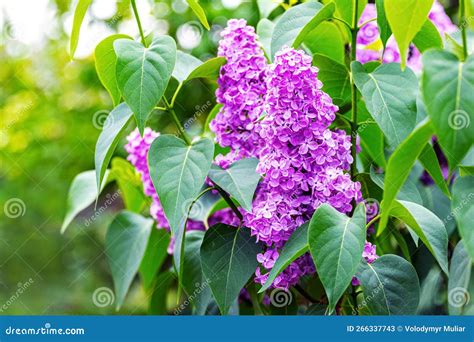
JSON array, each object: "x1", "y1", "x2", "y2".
[{"x1": 0, "y1": 0, "x2": 460, "y2": 314}]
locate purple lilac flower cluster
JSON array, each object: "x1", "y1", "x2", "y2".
[
  {"x1": 356, "y1": 1, "x2": 456, "y2": 71},
  {"x1": 210, "y1": 18, "x2": 267, "y2": 165},
  {"x1": 244, "y1": 48, "x2": 363, "y2": 289}
]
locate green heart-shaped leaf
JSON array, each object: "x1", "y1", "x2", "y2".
[
  {"x1": 61, "y1": 170, "x2": 110, "y2": 233},
  {"x1": 452, "y1": 176, "x2": 474, "y2": 261},
  {"x1": 95, "y1": 103, "x2": 133, "y2": 192},
  {"x1": 200, "y1": 224, "x2": 262, "y2": 315},
  {"x1": 106, "y1": 211, "x2": 153, "y2": 309},
  {"x1": 385, "y1": 0, "x2": 434, "y2": 68},
  {"x1": 378, "y1": 120, "x2": 434, "y2": 232},
  {"x1": 308, "y1": 203, "x2": 367, "y2": 313},
  {"x1": 389, "y1": 200, "x2": 449, "y2": 274},
  {"x1": 448, "y1": 240, "x2": 473, "y2": 315},
  {"x1": 352, "y1": 62, "x2": 418, "y2": 147},
  {"x1": 356, "y1": 254, "x2": 420, "y2": 315},
  {"x1": 260, "y1": 222, "x2": 309, "y2": 292},
  {"x1": 114, "y1": 36, "x2": 176, "y2": 135},
  {"x1": 95, "y1": 34, "x2": 132, "y2": 106},
  {"x1": 422, "y1": 50, "x2": 474, "y2": 170},
  {"x1": 208, "y1": 158, "x2": 260, "y2": 212}
]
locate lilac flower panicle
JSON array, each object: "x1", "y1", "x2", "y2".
[
  {"x1": 243, "y1": 47, "x2": 362, "y2": 289},
  {"x1": 210, "y1": 19, "x2": 267, "y2": 160}
]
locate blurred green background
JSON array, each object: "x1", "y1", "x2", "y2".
[{"x1": 0, "y1": 0, "x2": 461, "y2": 315}]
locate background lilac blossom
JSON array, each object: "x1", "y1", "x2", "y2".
[{"x1": 356, "y1": 1, "x2": 456, "y2": 71}]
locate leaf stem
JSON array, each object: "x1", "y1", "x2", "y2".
[
  {"x1": 163, "y1": 97, "x2": 191, "y2": 145},
  {"x1": 331, "y1": 17, "x2": 352, "y2": 31},
  {"x1": 247, "y1": 282, "x2": 265, "y2": 315},
  {"x1": 358, "y1": 17, "x2": 376, "y2": 29},
  {"x1": 366, "y1": 215, "x2": 380, "y2": 229},
  {"x1": 215, "y1": 185, "x2": 243, "y2": 222},
  {"x1": 460, "y1": 0, "x2": 468, "y2": 60},
  {"x1": 294, "y1": 284, "x2": 317, "y2": 303},
  {"x1": 170, "y1": 83, "x2": 183, "y2": 108},
  {"x1": 131, "y1": 0, "x2": 147, "y2": 47}
]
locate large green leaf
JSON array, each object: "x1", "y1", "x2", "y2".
[
  {"x1": 313, "y1": 54, "x2": 351, "y2": 106},
  {"x1": 94, "y1": 103, "x2": 133, "y2": 192},
  {"x1": 257, "y1": 0, "x2": 280, "y2": 18},
  {"x1": 260, "y1": 223, "x2": 309, "y2": 292},
  {"x1": 378, "y1": 120, "x2": 433, "y2": 232},
  {"x1": 114, "y1": 36, "x2": 176, "y2": 135},
  {"x1": 186, "y1": 0, "x2": 210, "y2": 30},
  {"x1": 385, "y1": 0, "x2": 434, "y2": 68},
  {"x1": 61, "y1": 170, "x2": 110, "y2": 233},
  {"x1": 172, "y1": 51, "x2": 203, "y2": 84},
  {"x1": 257, "y1": 18, "x2": 274, "y2": 59},
  {"x1": 448, "y1": 240, "x2": 473, "y2": 315},
  {"x1": 370, "y1": 167, "x2": 423, "y2": 205},
  {"x1": 412, "y1": 19, "x2": 443, "y2": 53},
  {"x1": 422, "y1": 50, "x2": 474, "y2": 170},
  {"x1": 389, "y1": 200, "x2": 449, "y2": 274},
  {"x1": 305, "y1": 22, "x2": 345, "y2": 64},
  {"x1": 69, "y1": 0, "x2": 92, "y2": 58},
  {"x1": 200, "y1": 224, "x2": 261, "y2": 315},
  {"x1": 375, "y1": 0, "x2": 391, "y2": 47},
  {"x1": 149, "y1": 271, "x2": 174, "y2": 314},
  {"x1": 418, "y1": 143, "x2": 450, "y2": 197},
  {"x1": 334, "y1": 0, "x2": 368, "y2": 27},
  {"x1": 452, "y1": 176, "x2": 474, "y2": 260},
  {"x1": 208, "y1": 158, "x2": 260, "y2": 212},
  {"x1": 110, "y1": 157, "x2": 147, "y2": 213},
  {"x1": 271, "y1": 2, "x2": 332, "y2": 58},
  {"x1": 106, "y1": 211, "x2": 153, "y2": 309},
  {"x1": 182, "y1": 230, "x2": 212, "y2": 315},
  {"x1": 308, "y1": 203, "x2": 367, "y2": 313},
  {"x1": 148, "y1": 135, "x2": 214, "y2": 275},
  {"x1": 352, "y1": 62, "x2": 418, "y2": 147},
  {"x1": 139, "y1": 228, "x2": 170, "y2": 290},
  {"x1": 95, "y1": 34, "x2": 132, "y2": 106},
  {"x1": 356, "y1": 254, "x2": 420, "y2": 315},
  {"x1": 186, "y1": 57, "x2": 226, "y2": 82},
  {"x1": 292, "y1": 2, "x2": 336, "y2": 49}
]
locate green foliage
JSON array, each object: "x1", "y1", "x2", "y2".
[
  {"x1": 413, "y1": 20, "x2": 443, "y2": 53},
  {"x1": 308, "y1": 203, "x2": 367, "y2": 313},
  {"x1": 114, "y1": 37, "x2": 177, "y2": 135},
  {"x1": 139, "y1": 228, "x2": 170, "y2": 290},
  {"x1": 378, "y1": 120, "x2": 434, "y2": 232},
  {"x1": 148, "y1": 135, "x2": 214, "y2": 277},
  {"x1": 389, "y1": 200, "x2": 449, "y2": 274},
  {"x1": 61, "y1": 170, "x2": 110, "y2": 233},
  {"x1": 452, "y1": 176, "x2": 474, "y2": 260},
  {"x1": 260, "y1": 223, "x2": 309, "y2": 292},
  {"x1": 352, "y1": 62, "x2": 418, "y2": 147},
  {"x1": 106, "y1": 211, "x2": 153, "y2": 309},
  {"x1": 69, "y1": 0, "x2": 92, "y2": 59},
  {"x1": 200, "y1": 224, "x2": 262, "y2": 315},
  {"x1": 95, "y1": 103, "x2": 133, "y2": 192},
  {"x1": 375, "y1": 0, "x2": 391, "y2": 47},
  {"x1": 448, "y1": 240, "x2": 473, "y2": 315},
  {"x1": 271, "y1": 2, "x2": 332, "y2": 58},
  {"x1": 334, "y1": 0, "x2": 368, "y2": 27},
  {"x1": 422, "y1": 50, "x2": 474, "y2": 170},
  {"x1": 186, "y1": 0, "x2": 210, "y2": 30},
  {"x1": 313, "y1": 54, "x2": 351, "y2": 105},
  {"x1": 356, "y1": 255, "x2": 420, "y2": 315},
  {"x1": 208, "y1": 158, "x2": 260, "y2": 212},
  {"x1": 95, "y1": 34, "x2": 132, "y2": 106},
  {"x1": 385, "y1": 0, "x2": 434, "y2": 68}
]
